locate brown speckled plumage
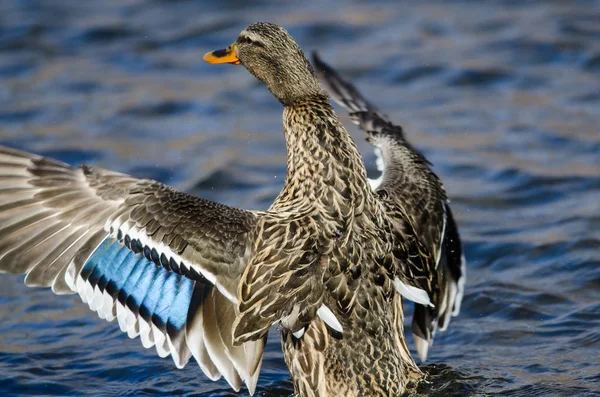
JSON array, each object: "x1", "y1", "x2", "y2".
[
  {"x1": 312, "y1": 51, "x2": 467, "y2": 362},
  {"x1": 234, "y1": 92, "x2": 427, "y2": 394},
  {"x1": 0, "y1": 22, "x2": 465, "y2": 397}
]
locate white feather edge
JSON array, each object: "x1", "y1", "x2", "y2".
[
  {"x1": 316, "y1": 304, "x2": 343, "y2": 333},
  {"x1": 167, "y1": 334, "x2": 188, "y2": 369},
  {"x1": 101, "y1": 289, "x2": 116, "y2": 322},
  {"x1": 435, "y1": 201, "x2": 447, "y2": 269},
  {"x1": 185, "y1": 311, "x2": 222, "y2": 381},
  {"x1": 439, "y1": 282, "x2": 457, "y2": 331},
  {"x1": 152, "y1": 322, "x2": 169, "y2": 357},
  {"x1": 393, "y1": 277, "x2": 434, "y2": 307},
  {"x1": 139, "y1": 317, "x2": 154, "y2": 348},
  {"x1": 292, "y1": 327, "x2": 305, "y2": 339},
  {"x1": 374, "y1": 147, "x2": 385, "y2": 173},
  {"x1": 414, "y1": 334, "x2": 431, "y2": 362},
  {"x1": 116, "y1": 300, "x2": 129, "y2": 333},
  {"x1": 368, "y1": 176, "x2": 383, "y2": 190},
  {"x1": 368, "y1": 148, "x2": 385, "y2": 190},
  {"x1": 452, "y1": 254, "x2": 467, "y2": 316}
]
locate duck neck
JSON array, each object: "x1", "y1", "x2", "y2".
[{"x1": 276, "y1": 95, "x2": 372, "y2": 211}]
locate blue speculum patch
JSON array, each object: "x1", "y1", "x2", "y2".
[{"x1": 81, "y1": 237, "x2": 194, "y2": 331}]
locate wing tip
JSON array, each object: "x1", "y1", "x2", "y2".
[
  {"x1": 244, "y1": 361, "x2": 262, "y2": 396},
  {"x1": 414, "y1": 334, "x2": 430, "y2": 362},
  {"x1": 453, "y1": 254, "x2": 467, "y2": 317}
]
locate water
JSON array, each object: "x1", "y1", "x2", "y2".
[{"x1": 0, "y1": 0, "x2": 599, "y2": 396}]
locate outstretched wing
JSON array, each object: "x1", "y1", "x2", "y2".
[
  {"x1": 313, "y1": 53, "x2": 466, "y2": 361},
  {"x1": 0, "y1": 145, "x2": 264, "y2": 394}
]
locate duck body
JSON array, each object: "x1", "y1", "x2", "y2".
[
  {"x1": 245, "y1": 96, "x2": 424, "y2": 396},
  {"x1": 0, "y1": 22, "x2": 464, "y2": 397}
]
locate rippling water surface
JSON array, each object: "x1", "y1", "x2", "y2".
[{"x1": 1, "y1": 1, "x2": 599, "y2": 396}]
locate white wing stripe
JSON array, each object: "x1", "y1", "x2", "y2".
[
  {"x1": 317, "y1": 304, "x2": 343, "y2": 333},
  {"x1": 394, "y1": 278, "x2": 434, "y2": 307},
  {"x1": 453, "y1": 254, "x2": 467, "y2": 316},
  {"x1": 292, "y1": 327, "x2": 306, "y2": 338},
  {"x1": 435, "y1": 201, "x2": 447, "y2": 269}
]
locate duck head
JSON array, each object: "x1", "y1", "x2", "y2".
[{"x1": 204, "y1": 22, "x2": 326, "y2": 106}]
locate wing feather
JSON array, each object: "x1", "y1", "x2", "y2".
[
  {"x1": 313, "y1": 54, "x2": 467, "y2": 361},
  {"x1": 0, "y1": 145, "x2": 265, "y2": 394}
]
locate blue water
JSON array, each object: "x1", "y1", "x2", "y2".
[{"x1": 1, "y1": 1, "x2": 599, "y2": 396}]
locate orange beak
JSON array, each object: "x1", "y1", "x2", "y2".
[{"x1": 203, "y1": 45, "x2": 240, "y2": 65}]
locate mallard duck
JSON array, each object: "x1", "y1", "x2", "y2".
[
  {"x1": 311, "y1": 53, "x2": 467, "y2": 362},
  {"x1": 0, "y1": 23, "x2": 464, "y2": 397}
]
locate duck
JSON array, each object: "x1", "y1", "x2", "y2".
[
  {"x1": 311, "y1": 53, "x2": 467, "y2": 362},
  {"x1": 0, "y1": 22, "x2": 464, "y2": 397}
]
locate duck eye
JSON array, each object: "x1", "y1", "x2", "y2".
[{"x1": 238, "y1": 36, "x2": 265, "y2": 48}]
